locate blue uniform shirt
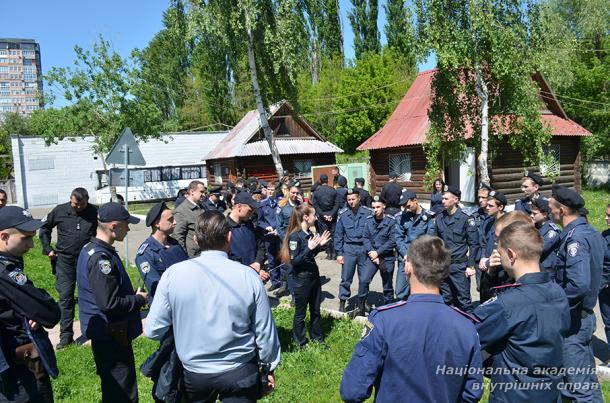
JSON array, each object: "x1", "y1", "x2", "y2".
[
  {"x1": 135, "y1": 235, "x2": 189, "y2": 298},
  {"x1": 429, "y1": 191, "x2": 444, "y2": 214},
  {"x1": 334, "y1": 206, "x2": 371, "y2": 256},
  {"x1": 514, "y1": 194, "x2": 548, "y2": 215},
  {"x1": 474, "y1": 272, "x2": 570, "y2": 402},
  {"x1": 394, "y1": 208, "x2": 436, "y2": 258},
  {"x1": 276, "y1": 200, "x2": 299, "y2": 239},
  {"x1": 538, "y1": 220, "x2": 561, "y2": 274},
  {"x1": 288, "y1": 230, "x2": 321, "y2": 275},
  {"x1": 435, "y1": 207, "x2": 480, "y2": 266},
  {"x1": 227, "y1": 217, "x2": 266, "y2": 266},
  {"x1": 256, "y1": 197, "x2": 278, "y2": 230},
  {"x1": 601, "y1": 229, "x2": 610, "y2": 289},
  {"x1": 340, "y1": 294, "x2": 483, "y2": 403},
  {"x1": 553, "y1": 217, "x2": 604, "y2": 314},
  {"x1": 362, "y1": 214, "x2": 396, "y2": 266}
]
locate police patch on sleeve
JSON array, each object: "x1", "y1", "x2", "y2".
[
  {"x1": 8, "y1": 270, "x2": 27, "y2": 285},
  {"x1": 139, "y1": 261, "x2": 151, "y2": 274},
  {"x1": 98, "y1": 260, "x2": 112, "y2": 275},
  {"x1": 547, "y1": 230, "x2": 557, "y2": 239},
  {"x1": 361, "y1": 320, "x2": 374, "y2": 340},
  {"x1": 289, "y1": 241, "x2": 298, "y2": 251},
  {"x1": 567, "y1": 242, "x2": 579, "y2": 257},
  {"x1": 468, "y1": 218, "x2": 476, "y2": 227}
]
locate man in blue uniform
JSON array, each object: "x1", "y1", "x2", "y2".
[
  {"x1": 478, "y1": 190, "x2": 507, "y2": 302},
  {"x1": 0, "y1": 206, "x2": 60, "y2": 402},
  {"x1": 360, "y1": 196, "x2": 396, "y2": 313},
  {"x1": 380, "y1": 174, "x2": 402, "y2": 216},
  {"x1": 203, "y1": 186, "x2": 227, "y2": 213},
  {"x1": 335, "y1": 189, "x2": 372, "y2": 313},
  {"x1": 515, "y1": 170, "x2": 547, "y2": 214},
  {"x1": 135, "y1": 202, "x2": 188, "y2": 300},
  {"x1": 257, "y1": 182, "x2": 283, "y2": 291},
  {"x1": 394, "y1": 190, "x2": 436, "y2": 300},
  {"x1": 435, "y1": 185, "x2": 479, "y2": 313},
  {"x1": 311, "y1": 174, "x2": 338, "y2": 260},
  {"x1": 473, "y1": 220, "x2": 570, "y2": 402},
  {"x1": 472, "y1": 183, "x2": 492, "y2": 292},
  {"x1": 340, "y1": 235, "x2": 482, "y2": 403},
  {"x1": 549, "y1": 185, "x2": 604, "y2": 402},
  {"x1": 529, "y1": 198, "x2": 561, "y2": 277},
  {"x1": 599, "y1": 204, "x2": 610, "y2": 360},
  {"x1": 77, "y1": 202, "x2": 148, "y2": 402}
]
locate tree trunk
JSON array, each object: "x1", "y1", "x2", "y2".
[
  {"x1": 475, "y1": 65, "x2": 490, "y2": 186},
  {"x1": 245, "y1": 28, "x2": 284, "y2": 179}
]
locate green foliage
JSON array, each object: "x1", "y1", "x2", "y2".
[
  {"x1": 384, "y1": 0, "x2": 416, "y2": 63},
  {"x1": 0, "y1": 113, "x2": 33, "y2": 178},
  {"x1": 349, "y1": 0, "x2": 381, "y2": 59}
]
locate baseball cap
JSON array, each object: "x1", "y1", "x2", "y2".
[
  {"x1": 0, "y1": 206, "x2": 44, "y2": 232},
  {"x1": 233, "y1": 191, "x2": 261, "y2": 209},
  {"x1": 98, "y1": 202, "x2": 140, "y2": 224}
]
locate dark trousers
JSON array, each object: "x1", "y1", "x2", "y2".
[
  {"x1": 440, "y1": 263, "x2": 473, "y2": 313},
  {"x1": 91, "y1": 339, "x2": 138, "y2": 403},
  {"x1": 599, "y1": 286, "x2": 610, "y2": 349},
  {"x1": 183, "y1": 359, "x2": 260, "y2": 403},
  {"x1": 318, "y1": 218, "x2": 336, "y2": 257},
  {"x1": 292, "y1": 272, "x2": 323, "y2": 346},
  {"x1": 0, "y1": 362, "x2": 53, "y2": 403},
  {"x1": 55, "y1": 254, "x2": 78, "y2": 342},
  {"x1": 339, "y1": 245, "x2": 367, "y2": 301},
  {"x1": 359, "y1": 259, "x2": 394, "y2": 304},
  {"x1": 264, "y1": 236, "x2": 283, "y2": 286},
  {"x1": 395, "y1": 260, "x2": 410, "y2": 300}
]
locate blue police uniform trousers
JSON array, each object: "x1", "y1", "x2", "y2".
[
  {"x1": 359, "y1": 258, "x2": 394, "y2": 304},
  {"x1": 264, "y1": 235, "x2": 284, "y2": 287},
  {"x1": 395, "y1": 260, "x2": 410, "y2": 300},
  {"x1": 599, "y1": 286, "x2": 610, "y2": 352},
  {"x1": 440, "y1": 262, "x2": 473, "y2": 313},
  {"x1": 562, "y1": 313, "x2": 603, "y2": 402},
  {"x1": 339, "y1": 243, "x2": 368, "y2": 301}
]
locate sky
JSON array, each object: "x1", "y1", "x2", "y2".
[{"x1": 2, "y1": 0, "x2": 435, "y2": 107}]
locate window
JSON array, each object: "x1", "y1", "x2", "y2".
[
  {"x1": 389, "y1": 153, "x2": 412, "y2": 182},
  {"x1": 539, "y1": 144, "x2": 560, "y2": 176},
  {"x1": 293, "y1": 160, "x2": 312, "y2": 177},
  {"x1": 144, "y1": 168, "x2": 162, "y2": 182},
  {"x1": 181, "y1": 166, "x2": 203, "y2": 179},
  {"x1": 24, "y1": 73, "x2": 36, "y2": 81},
  {"x1": 29, "y1": 157, "x2": 55, "y2": 171},
  {"x1": 0, "y1": 66, "x2": 7, "y2": 72},
  {"x1": 162, "y1": 167, "x2": 181, "y2": 181}
]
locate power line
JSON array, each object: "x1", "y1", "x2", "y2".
[
  {"x1": 540, "y1": 93, "x2": 605, "y2": 113},
  {"x1": 539, "y1": 90, "x2": 609, "y2": 107}
]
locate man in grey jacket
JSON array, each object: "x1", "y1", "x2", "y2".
[{"x1": 173, "y1": 180, "x2": 206, "y2": 257}]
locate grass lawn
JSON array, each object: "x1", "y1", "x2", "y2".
[
  {"x1": 17, "y1": 188, "x2": 610, "y2": 402},
  {"x1": 128, "y1": 200, "x2": 175, "y2": 216}
]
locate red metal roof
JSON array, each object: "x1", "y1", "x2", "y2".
[{"x1": 357, "y1": 70, "x2": 591, "y2": 151}]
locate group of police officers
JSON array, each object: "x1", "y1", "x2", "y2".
[{"x1": 0, "y1": 166, "x2": 609, "y2": 402}]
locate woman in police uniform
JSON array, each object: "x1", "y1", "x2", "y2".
[{"x1": 279, "y1": 204, "x2": 330, "y2": 348}]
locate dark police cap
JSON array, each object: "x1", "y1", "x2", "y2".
[
  {"x1": 479, "y1": 182, "x2": 494, "y2": 192},
  {"x1": 551, "y1": 184, "x2": 584, "y2": 210},
  {"x1": 259, "y1": 180, "x2": 268, "y2": 188},
  {"x1": 532, "y1": 197, "x2": 550, "y2": 213},
  {"x1": 399, "y1": 189, "x2": 417, "y2": 205},
  {"x1": 98, "y1": 202, "x2": 140, "y2": 224},
  {"x1": 354, "y1": 177, "x2": 365, "y2": 185},
  {"x1": 488, "y1": 190, "x2": 507, "y2": 206},
  {"x1": 443, "y1": 184, "x2": 461, "y2": 198},
  {"x1": 320, "y1": 173, "x2": 328, "y2": 181},
  {"x1": 524, "y1": 170, "x2": 544, "y2": 186},
  {"x1": 233, "y1": 191, "x2": 261, "y2": 209},
  {"x1": 337, "y1": 176, "x2": 348, "y2": 187},
  {"x1": 0, "y1": 206, "x2": 44, "y2": 232},
  {"x1": 209, "y1": 185, "x2": 222, "y2": 195},
  {"x1": 288, "y1": 180, "x2": 301, "y2": 188},
  {"x1": 371, "y1": 195, "x2": 386, "y2": 204},
  {"x1": 252, "y1": 188, "x2": 263, "y2": 195},
  {"x1": 346, "y1": 188, "x2": 360, "y2": 196},
  {"x1": 145, "y1": 202, "x2": 168, "y2": 227}
]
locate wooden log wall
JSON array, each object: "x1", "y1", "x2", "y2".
[{"x1": 369, "y1": 146, "x2": 430, "y2": 199}]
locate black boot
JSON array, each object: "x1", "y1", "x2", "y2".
[
  {"x1": 274, "y1": 282, "x2": 289, "y2": 298},
  {"x1": 339, "y1": 300, "x2": 346, "y2": 313},
  {"x1": 357, "y1": 300, "x2": 366, "y2": 317},
  {"x1": 365, "y1": 301, "x2": 373, "y2": 313}
]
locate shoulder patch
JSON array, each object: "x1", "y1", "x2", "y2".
[
  {"x1": 549, "y1": 222, "x2": 560, "y2": 231},
  {"x1": 422, "y1": 214, "x2": 428, "y2": 222},
  {"x1": 451, "y1": 306, "x2": 480, "y2": 323},
  {"x1": 567, "y1": 242, "x2": 579, "y2": 257},
  {"x1": 546, "y1": 230, "x2": 557, "y2": 239},
  {"x1": 139, "y1": 261, "x2": 151, "y2": 274},
  {"x1": 338, "y1": 207, "x2": 348, "y2": 215},
  {"x1": 87, "y1": 248, "x2": 96, "y2": 256},
  {"x1": 289, "y1": 240, "x2": 298, "y2": 251},
  {"x1": 468, "y1": 218, "x2": 476, "y2": 227},
  {"x1": 482, "y1": 295, "x2": 498, "y2": 306},
  {"x1": 137, "y1": 243, "x2": 149, "y2": 255},
  {"x1": 377, "y1": 300, "x2": 407, "y2": 311},
  {"x1": 98, "y1": 259, "x2": 112, "y2": 275},
  {"x1": 8, "y1": 270, "x2": 27, "y2": 286},
  {"x1": 361, "y1": 320, "x2": 374, "y2": 340}
]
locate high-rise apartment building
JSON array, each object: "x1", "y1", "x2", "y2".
[{"x1": 0, "y1": 38, "x2": 43, "y2": 118}]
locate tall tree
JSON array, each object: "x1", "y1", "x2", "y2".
[
  {"x1": 349, "y1": 0, "x2": 381, "y2": 59},
  {"x1": 384, "y1": 0, "x2": 415, "y2": 63},
  {"x1": 415, "y1": 0, "x2": 552, "y2": 186},
  {"x1": 303, "y1": 0, "x2": 344, "y2": 82}
]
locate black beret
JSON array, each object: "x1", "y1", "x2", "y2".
[
  {"x1": 337, "y1": 176, "x2": 348, "y2": 187},
  {"x1": 524, "y1": 170, "x2": 544, "y2": 186},
  {"x1": 145, "y1": 202, "x2": 168, "y2": 227},
  {"x1": 346, "y1": 188, "x2": 360, "y2": 196},
  {"x1": 371, "y1": 195, "x2": 386, "y2": 204},
  {"x1": 488, "y1": 190, "x2": 507, "y2": 206},
  {"x1": 399, "y1": 189, "x2": 417, "y2": 205},
  {"x1": 354, "y1": 177, "x2": 365, "y2": 184},
  {"x1": 443, "y1": 184, "x2": 461, "y2": 198},
  {"x1": 320, "y1": 173, "x2": 328, "y2": 181},
  {"x1": 531, "y1": 197, "x2": 550, "y2": 213},
  {"x1": 552, "y1": 184, "x2": 584, "y2": 210},
  {"x1": 479, "y1": 182, "x2": 494, "y2": 192}
]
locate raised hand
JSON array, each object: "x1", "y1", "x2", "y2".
[
  {"x1": 318, "y1": 230, "x2": 331, "y2": 246},
  {"x1": 308, "y1": 234, "x2": 321, "y2": 250}
]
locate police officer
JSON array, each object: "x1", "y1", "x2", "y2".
[
  {"x1": 311, "y1": 174, "x2": 338, "y2": 260},
  {"x1": 435, "y1": 185, "x2": 479, "y2": 313},
  {"x1": 549, "y1": 185, "x2": 604, "y2": 402},
  {"x1": 473, "y1": 220, "x2": 570, "y2": 402},
  {"x1": 529, "y1": 198, "x2": 561, "y2": 277},
  {"x1": 394, "y1": 189, "x2": 436, "y2": 300},
  {"x1": 335, "y1": 176, "x2": 348, "y2": 210},
  {"x1": 257, "y1": 181, "x2": 283, "y2": 291},
  {"x1": 135, "y1": 202, "x2": 189, "y2": 300},
  {"x1": 472, "y1": 183, "x2": 492, "y2": 292},
  {"x1": 331, "y1": 166, "x2": 346, "y2": 188},
  {"x1": 275, "y1": 185, "x2": 303, "y2": 298},
  {"x1": 599, "y1": 204, "x2": 610, "y2": 360},
  {"x1": 340, "y1": 235, "x2": 483, "y2": 403},
  {"x1": 39, "y1": 187, "x2": 97, "y2": 349},
  {"x1": 227, "y1": 192, "x2": 270, "y2": 283},
  {"x1": 380, "y1": 174, "x2": 402, "y2": 216},
  {"x1": 334, "y1": 189, "x2": 371, "y2": 313},
  {"x1": 203, "y1": 186, "x2": 227, "y2": 213},
  {"x1": 76, "y1": 202, "x2": 148, "y2": 402},
  {"x1": 515, "y1": 170, "x2": 547, "y2": 214},
  {"x1": 360, "y1": 196, "x2": 396, "y2": 311},
  {"x1": 354, "y1": 178, "x2": 371, "y2": 207},
  {"x1": 478, "y1": 190, "x2": 507, "y2": 302},
  {"x1": 0, "y1": 206, "x2": 60, "y2": 402},
  {"x1": 173, "y1": 180, "x2": 207, "y2": 257}
]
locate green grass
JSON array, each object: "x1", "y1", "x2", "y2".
[
  {"x1": 128, "y1": 200, "x2": 175, "y2": 216},
  {"x1": 582, "y1": 188, "x2": 610, "y2": 232}
]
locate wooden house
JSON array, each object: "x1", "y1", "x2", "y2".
[
  {"x1": 357, "y1": 69, "x2": 591, "y2": 203},
  {"x1": 204, "y1": 100, "x2": 343, "y2": 192}
]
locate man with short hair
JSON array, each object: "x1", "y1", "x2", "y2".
[
  {"x1": 204, "y1": 186, "x2": 227, "y2": 213},
  {"x1": 549, "y1": 185, "x2": 604, "y2": 402},
  {"x1": 145, "y1": 211, "x2": 281, "y2": 402},
  {"x1": 76, "y1": 202, "x2": 147, "y2": 402},
  {"x1": 0, "y1": 206, "x2": 61, "y2": 402},
  {"x1": 478, "y1": 190, "x2": 507, "y2": 302},
  {"x1": 530, "y1": 198, "x2": 561, "y2": 276},
  {"x1": 135, "y1": 202, "x2": 188, "y2": 300},
  {"x1": 515, "y1": 170, "x2": 547, "y2": 214},
  {"x1": 173, "y1": 180, "x2": 207, "y2": 257},
  {"x1": 341, "y1": 235, "x2": 483, "y2": 403},
  {"x1": 39, "y1": 187, "x2": 98, "y2": 348},
  {"x1": 380, "y1": 175, "x2": 402, "y2": 216},
  {"x1": 256, "y1": 182, "x2": 283, "y2": 290},
  {"x1": 354, "y1": 178, "x2": 371, "y2": 207},
  {"x1": 473, "y1": 183, "x2": 492, "y2": 291},
  {"x1": 0, "y1": 189, "x2": 7, "y2": 208},
  {"x1": 311, "y1": 174, "x2": 338, "y2": 260},
  {"x1": 474, "y1": 221, "x2": 570, "y2": 402},
  {"x1": 331, "y1": 166, "x2": 347, "y2": 188}
]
